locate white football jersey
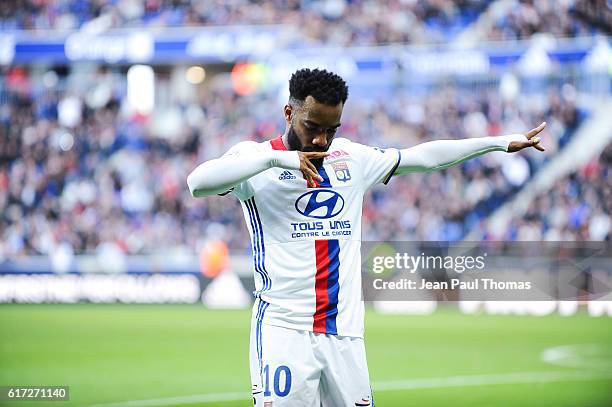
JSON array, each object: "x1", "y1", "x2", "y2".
[{"x1": 225, "y1": 136, "x2": 400, "y2": 338}]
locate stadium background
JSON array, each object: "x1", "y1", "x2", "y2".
[{"x1": 1, "y1": 1, "x2": 611, "y2": 406}]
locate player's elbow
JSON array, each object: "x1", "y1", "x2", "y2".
[
  {"x1": 186, "y1": 174, "x2": 197, "y2": 197},
  {"x1": 186, "y1": 171, "x2": 207, "y2": 197}
]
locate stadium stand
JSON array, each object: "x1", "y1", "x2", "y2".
[
  {"x1": 0, "y1": 0, "x2": 606, "y2": 46},
  {"x1": 482, "y1": 141, "x2": 611, "y2": 241},
  {"x1": 0, "y1": 1, "x2": 609, "y2": 261},
  {"x1": 0, "y1": 64, "x2": 597, "y2": 259},
  {"x1": 485, "y1": 0, "x2": 610, "y2": 41}
]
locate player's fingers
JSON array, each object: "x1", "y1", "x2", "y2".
[
  {"x1": 300, "y1": 169, "x2": 311, "y2": 185},
  {"x1": 310, "y1": 170, "x2": 324, "y2": 183},
  {"x1": 526, "y1": 136, "x2": 546, "y2": 151},
  {"x1": 526, "y1": 122, "x2": 546, "y2": 139},
  {"x1": 532, "y1": 140, "x2": 545, "y2": 151},
  {"x1": 301, "y1": 157, "x2": 322, "y2": 179},
  {"x1": 302, "y1": 167, "x2": 320, "y2": 185},
  {"x1": 304, "y1": 159, "x2": 317, "y2": 173},
  {"x1": 307, "y1": 175, "x2": 317, "y2": 188},
  {"x1": 531, "y1": 137, "x2": 542, "y2": 147},
  {"x1": 303, "y1": 151, "x2": 329, "y2": 159},
  {"x1": 304, "y1": 160, "x2": 323, "y2": 181}
]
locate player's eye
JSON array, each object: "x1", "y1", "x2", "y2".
[
  {"x1": 306, "y1": 125, "x2": 323, "y2": 134},
  {"x1": 304, "y1": 122, "x2": 337, "y2": 136}
]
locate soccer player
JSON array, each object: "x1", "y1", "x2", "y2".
[{"x1": 187, "y1": 69, "x2": 545, "y2": 406}]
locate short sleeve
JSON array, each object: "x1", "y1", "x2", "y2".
[
  {"x1": 218, "y1": 141, "x2": 258, "y2": 201},
  {"x1": 351, "y1": 142, "x2": 401, "y2": 190}
]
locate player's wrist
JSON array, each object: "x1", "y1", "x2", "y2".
[
  {"x1": 269, "y1": 150, "x2": 301, "y2": 170},
  {"x1": 499, "y1": 134, "x2": 527, "y2": 152}
]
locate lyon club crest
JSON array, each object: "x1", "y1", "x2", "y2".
[{"x1": 331, "y1": 161, "x2": 351, "y2": 182}]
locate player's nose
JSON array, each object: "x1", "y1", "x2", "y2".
[{"x1": 312, "y1": 134, "x2": 327, "y2": 146}]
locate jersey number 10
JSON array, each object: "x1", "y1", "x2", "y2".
[{"x1": 263, "y1": 364, "x2": 292, "y2": 397}]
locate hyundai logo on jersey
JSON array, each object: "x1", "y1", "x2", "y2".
[{"x1": 295, "y1": 190, "x2": 345, "y2": 219}]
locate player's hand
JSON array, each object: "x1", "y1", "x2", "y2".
[
  {"x1": 507, "y1": 122, "x2": 546, "y2": 152},
  {"x1": 298, "y1": 151, "x2": 328, "y2": 187}
]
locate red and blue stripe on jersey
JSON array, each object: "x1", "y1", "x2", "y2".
[
  {"x1": 270, "y1": 136, "x2": 341, "y2": 335},
  {"x1": 313, "y1": 238, "x2": 340, "y2": 334},
  {"x1": 311, "y1": 164, "x2": 340, "y2": 334}
]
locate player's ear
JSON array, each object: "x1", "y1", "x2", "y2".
[{"x1": 284, "y1": 104, "x2": 292, "y2": 124}]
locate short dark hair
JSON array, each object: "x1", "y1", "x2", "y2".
[{"x1": 289, "y1": 68, "x2": 348, "y2": 107}]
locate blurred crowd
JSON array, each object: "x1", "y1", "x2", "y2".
[
  {"x1": 1, "y1": 63, "x2": 600, "y2": 260},
  {"x1": 1, "y1": 0, "x2": 606, "y2": 46},
  {"x1": 480, "y1": 142, "x2": 611, "y2": 241},
  {"x1": 359, "y1": 83, "x2": 587, "y2": 241},
  {"x1": 486, "y1": 0, "x2": 606, "y2": 41}
]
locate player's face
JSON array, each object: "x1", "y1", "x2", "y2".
[{"x1": 286, "y1": 95, "x2": 343, "y2": 153}]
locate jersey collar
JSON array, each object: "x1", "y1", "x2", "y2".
[{"x1": 270, "y1": 135, "x2": 288, "y2": 151}]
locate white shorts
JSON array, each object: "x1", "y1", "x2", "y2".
[{"x1": 249, "y1": 302, "x2": 374, "y2": 406}]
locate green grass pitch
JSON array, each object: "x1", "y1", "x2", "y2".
[{"x1": 1, "y1": 304, "x2": 611, "y2": 406}]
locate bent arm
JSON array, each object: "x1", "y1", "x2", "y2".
[
  {"x1": 395, "y1": 134, "x2": 526, "y2": 175},
  {"x1": 187, "y1": 145, "x2": 300, "y2": 197}
]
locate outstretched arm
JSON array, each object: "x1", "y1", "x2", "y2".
[
  {"x1": 187, "y1": 142, "x2": 328, "y2": 197},
  {"x1": 395, "y1": 122, "x2": 546, "y2": 175}
]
